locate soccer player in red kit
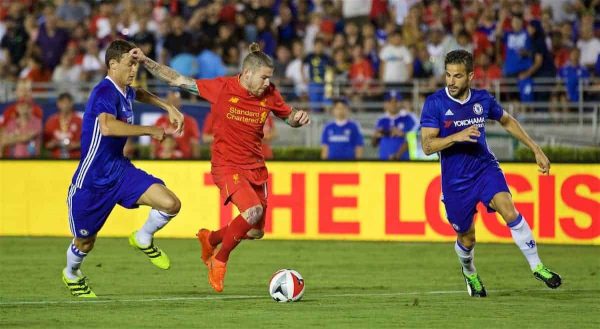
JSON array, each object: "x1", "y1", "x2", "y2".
[{"x1": 130, "y1": 43, "x2": 310, "y2": 292}]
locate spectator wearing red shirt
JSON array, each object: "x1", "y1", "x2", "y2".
[
  {"x1": 1, "y1": 80, "x2": 43, "y2": 128},
  {"x1": 348, "y1": 43, "x2": 375, "y2": 99},
  {"x1": 151, "y1": 91, "x2": 201, "y2": 159},
  {"x1": 0, "y1": 99, "x2": 42, "y2": 158},
  {"x1": 44, "y1": 92, "x2": 82, "y2": 159},
  {"x1": 473, "y1": 53, "x2": 502, "y2": 89}
]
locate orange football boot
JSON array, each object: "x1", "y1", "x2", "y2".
[
  {"x1": 207, "y1": 255, "x2": 227, "y2": 293},
  {"x1": 196, "y1": 229, "x2": 215, "y2": 265}
]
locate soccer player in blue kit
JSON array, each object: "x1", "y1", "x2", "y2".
[
  {"x1": 420, "y1": 50, "x2": 561, "y2": 297},
  {"x1": 62, "y1": 40, "x2": 185, "y2": 297}
]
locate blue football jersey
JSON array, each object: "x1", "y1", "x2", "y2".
[
  {"x1": 375, "y1": 110, "x2": 418, "y2": 160},
  {"x1": 420, "y1": 87, "x2": 504, "y2": 192},
  {"x1": 71, "y1": 77, "x2": 136, "y2": 189},
  {"x1": 321, "y1": 120, "x2": 364, "y2": 160}
]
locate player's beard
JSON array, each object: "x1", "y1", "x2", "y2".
[{"x1": 449, "y1": 84, "x2": 468, "y2": 99}]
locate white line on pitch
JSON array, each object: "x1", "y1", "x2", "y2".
[{"x1": 0, "y1": 288, "x2": 589, "y2": 306}]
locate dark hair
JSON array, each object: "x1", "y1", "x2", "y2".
[
  {"x1": 444, "y1": 49, "x2": 474, "y2": 73},
  {"x1": 57, "y1": 92, "x2": 73, "y2": 101},
  {"x1": 242, "y1": 42, "x2": 274, "y2": 70},
  {"x1": 104, "y1": 39, "x2": 136, "y2": 68},
  {"x1": 331, "y1": 97, "x2": 349, "y2": 106}
]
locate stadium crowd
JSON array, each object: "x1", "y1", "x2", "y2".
[{"x1": 1, "y1": 0, "x2": 600, "y2": 160}]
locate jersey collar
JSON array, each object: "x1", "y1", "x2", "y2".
[
  {"x1": 444, "y1": 87, "x2": 471, "y2": 105},
  {"x1": 105, "y1": 76, "x2": 127, "y2": 98}
]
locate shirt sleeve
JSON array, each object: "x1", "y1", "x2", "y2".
[
  {"x1": 419, "y1": 97, "x2": 440, "y2": 128},
  {"x1": 375, "y1": 117, "x2": 384, "y2": 130},
  {"x1": 43, "y1": 117, "x2": 56, "y2": 143},
  {"x1": 202, "y1": 112, "x2": 213, "y2": 134},
  {"x1": 269, "y1": 86, "x2": 293, "y2": 119},
  {"x1": 407, "y1": 113, "x2": 419, "y2": 132},
  {"x1": 187, "y1": 116, "x2": 201, "y2": 139},
  {"x1": 195, "y1": 77, "x2": 226, "y2": 104},
  {"x1": 488, "y1": 93, "x2": 504, "y2": 121}
]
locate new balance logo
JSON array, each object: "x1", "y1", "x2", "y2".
[
  {"x1": 229, "y1": 97, "x2": 239, "y2": 104},
  {"x1": 525, "y1": 240, "x2": 536, "y2": 248},
  {"x1": 445, "y1": 109, "x2": 454, "y2": 116}
]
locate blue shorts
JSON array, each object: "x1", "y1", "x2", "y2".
[
  {"x1": 66, "y1": 165, "x2": 164, "y2": 238},
  {"x1": 441, "y1": 166, "x2": 510, "y2": 233}
]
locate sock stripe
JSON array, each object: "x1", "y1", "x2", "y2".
[
  {"x1": 455, "y1": 240, "x2": 473, "y2": 252},
  {"x1": 155, "y1": 209, "x2": 176, "y2": 219},
  {"x1": 70, "y1": 243, "x2": 87, "y2": 258},
  {"x1": 507, "y1": 213, "x2": 524, "y2": 228}
]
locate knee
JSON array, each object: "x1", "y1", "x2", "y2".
[
  {"x1": 458, "y1": 234, "x2": 476, "y2": 249},
  {"x1": 162, "y1": 196, "x2": 181, "y2": 215},
  {"x1": 243, "y1": 205, "x2": 264, "y2": 226},
  {"x1": 246, "y1": 228, "x2": 264, "y2": 239},
  {"x1": 74, "y1": 237, "x2": 96, "y2": 253}
]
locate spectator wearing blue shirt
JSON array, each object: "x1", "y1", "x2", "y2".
[
  {"x1": 497, "y1": 14, "x2": 533, "y2": 102},
  {"x1": 196, "y1": 39, "x2": 227, "y2": 79},
  {"x1": 372, "y1": 90, "x2": 418, "y2": 160},
  {"x1": 303, "y1": 38, "x2": 332, "y2": 111},
  {"x1": 558, "y1": 48, "x2": 590, "y2": 102},
  {"x1": 321, "y1": 99, "x2": 364, "y2": 160},
  {"x1": 519, "y1": 20, "x2": 556, "y2": 103}
]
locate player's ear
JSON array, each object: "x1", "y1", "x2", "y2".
[{"x1": 468, "y1": 71, "x2": 474, "y2": 82}]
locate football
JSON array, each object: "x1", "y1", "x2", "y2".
[{"x1": 268, "y1": 269, "x2": 305, "y2": 302}]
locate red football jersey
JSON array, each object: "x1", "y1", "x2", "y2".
[
  {"x1": 195, "y1": 76, "x2": 292, "y2": 169},
  {"x1": 43, "y1": 113, "x2": 83, "y2": 159}
]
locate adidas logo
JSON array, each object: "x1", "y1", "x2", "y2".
[{"x1": 445, "y1": 109, "x2": 454, "y2": 116}]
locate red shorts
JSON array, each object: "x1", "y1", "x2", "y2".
[{"x1": 212, "y1": 166, "x2": 268, "y2": 228}]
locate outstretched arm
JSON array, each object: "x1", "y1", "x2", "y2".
[
  {"x1": 129, "y1": 48, "x2": 199, "y2": 95},
  {"x1": 135, "y1": 88, "x2": 184, "y2": 134},
  {"x1": 499, "y1": 111, "x2": 550, "y2": 174},
  {"x1": 98, "y1": 113, "x2": 165, "y2": 141}
]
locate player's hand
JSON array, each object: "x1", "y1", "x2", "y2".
[
  {"x1": 291, "y1": 110, "x2": 310, "y2": 127},
  {"x1": 454, "y1": 125, "x2": 480, "y2": 143},
  {"x1": 167, "y1": 106, "x2": 184, "y2": 135},
  {"x1": 149, "y1": 126, "x2": 165, "y2": 142},
  {"x1": 129, "y1": 48, "x2": 147, "y2": 63},
  {"x1": 534, "y1": 149, "x2": 551, "y2": 175}
]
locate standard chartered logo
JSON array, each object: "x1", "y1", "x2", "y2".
[{"x1": 226, "y1": 106, "x2": 267, "y2": 124}]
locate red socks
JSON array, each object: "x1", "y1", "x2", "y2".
[{"x1": 214, "y1": 215, "x2": 252, "y2": 263}]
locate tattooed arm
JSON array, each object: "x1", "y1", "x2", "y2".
[{"x1": 129, "y1": 48, "x2": 199, "y2": 95}]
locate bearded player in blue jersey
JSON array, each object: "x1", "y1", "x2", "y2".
[
  {"x1": 62, "y1": 40, "x2": 184, "y2": 297},
  {"x1": 420, "y1": 50, "x2": 561, "y2": 297}
]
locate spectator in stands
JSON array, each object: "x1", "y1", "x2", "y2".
[
  {"x1": 0, "y1": 16, "x2": 29, "y2": 77},
  {"x1": 36, "y1": 6, "x2": 70, "y2": 71},
  {"x1": 256, "y1": 15, "x2": 276, "y2": 57},
  {"x1": 558, "y1": 48, "x2": 590, "y2": 103},
  {"x1": 372, "y1": 90, "x2": 417, "y2": 161},
  {"x1": 498, "y1": 13, "x2": 534, "y2": 103},
  {"x1": 473, "y1": 52, "x2": 502, "y2": 89},
  {"x1": 285, "y1": 39, "x2": 308, "y2": 100},
  {"x1": 320, "y1": 98, "x2": 364, "y2": 160},
  {"x1": 0, "y1": 97, "x2": 42, "y2": 158},
  {"x1": 131, "y1": 14, "x2": 157, "y2": 61},
  {"x1": 1, "y1": 80, "x2": 43, "y2": 127},
  {"x1": 273, "y1": 45, "x2": 292, "y2": 86},
  {"x1": 522, "y1": 20, "x2": 557, "y2": 102},
  {"x1": 80, "y1": 37, "x2": 105, "y2": 82},
  {"x1": 162, "y1": 16, "x2": 193, "y2": 64},
  {"x1": 576, "y1": 21, "x2": 600, "y2": 70},
  {"x1": 363, "y1": 37, "x2": 381, "y2": 75},
  {"x1": 43, "y1": 92, "x2": 82, "y2": 159},
  {"x1": 196, "y1": 38, "x2": 226, "y2": 79},
  {"x1": 348, "y1": 43, "x2": 375, "y2": 100},
  {"x1": 56, "y1": 0, "x2": 91, "y2": 30},
  {"x1": 380, "y1": 29, "x2": 413, "y2": 92},
  {"x1": 52, "y1": 47, "x2": 82, "y2": 97},
  {"x1": 303, "y1": 38, "x2": 332, "y2": 110},
  {"x1": 276, "y1": 4, "x2": 297, "y2": 46},
  {"x1": 151, "y1": 91, "x2": 201, "y2": 159},
  {"x1": 412, "y1": 42, "x2": 434, "y2": 80},
  {"x1": 19, "y1": 55, "x2": 51, "y2": 85}
]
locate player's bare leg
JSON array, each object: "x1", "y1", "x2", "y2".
[
  {"x1": 207, "y1": 204, "x2": 262, "y2": 292},
  {"x1": 63, "y1": 235, "x2": 97, "y2": 297},
  {"x1": 456, "y1": 225, "x2": 487, "y2": 297},
  {"x1": 129, "y1": 184, "x2": 181, "y2": 270},
  {"x1": 490, "y1": 192, "x2": 561, "y2": 288}
]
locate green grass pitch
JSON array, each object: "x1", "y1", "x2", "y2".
[{"x1": 0, "y1": 237, "x2": 598, "y2": 328}]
